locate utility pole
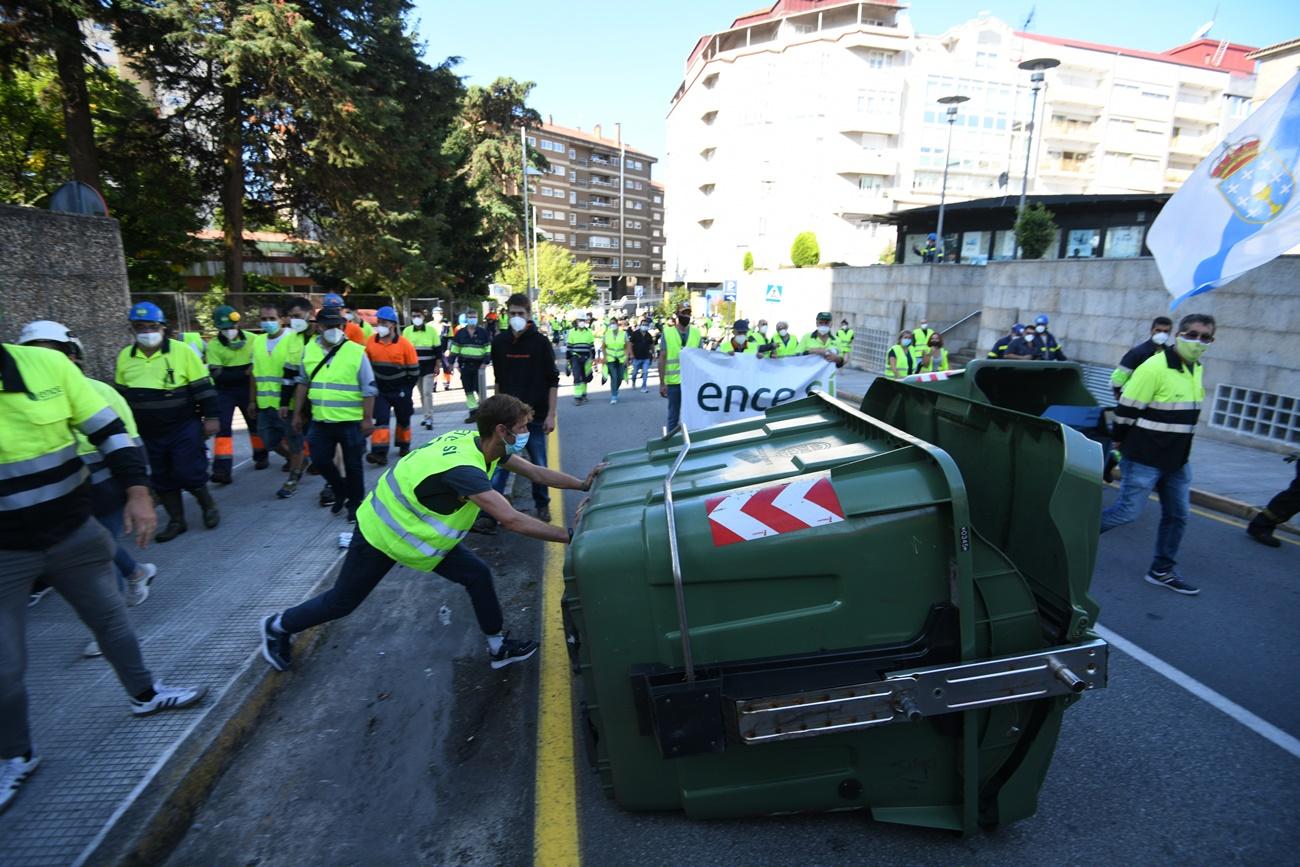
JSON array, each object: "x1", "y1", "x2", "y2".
[
  {"x1": 1016, "y1": 58, "x2": 1060, "y2": 257},
  {"x1": 617, "y1": 122, "x2": 625, "y2": 306},
  {"x1": 520, "y1": 126, "x2": 534, "y2": 301},
  {"x1": 935, "y1": 95, "x2": 969, "y2": 263}
]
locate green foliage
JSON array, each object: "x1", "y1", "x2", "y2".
[
  {"x1": 790, "y1": 231, "x2": 820, "y2": 267},
  {"x1": 1014, "y1": 204, "x2": 1058, "y2": 260},
  {"x1": 0, "y1": 56, "x2": 204, "y2": 291},
  {"x1": 659, "y1": 286, "x2": 690, "y2": 319},
  {"x1": 878, "y1": 243, "x2": 897, "y2": 265},
  {"x1": 497, "y1": 242, "x2": 594, "y2": 309},
  {"x1": 742, "y1": 250, "x2": 754, "y2": 273}
]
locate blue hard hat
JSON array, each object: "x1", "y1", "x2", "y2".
[
  {"x1": 1012, "y1": 323, "x2": 1026, "y2": 334},
  {"x1": 1034, "y1": 314, "x2": 1049, "y2": 326},
  {"x1": 375, "y1": 305, "x2": 398, "y2": 323},
  {"x1": 323, "y1": 292, "x2": 345, "y2": 308},
  {"x1": 128, "y1": 301, "x2": 165, "y2": 323},
  {"x1": 927, "y1": 232, "x2": 937, "y2": 241}
]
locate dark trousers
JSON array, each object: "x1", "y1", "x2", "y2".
[
  {"x1": 307, "y1": 420, "x2": 365, "y2": 509},
  {"x1": 143, "y1": 418, "x2": 209, "y2": 492},
  {"x1": 279, "y1": 527, "x2": 504, "y2": 635},
  {"x1": 1255, "y1": 463, "x2": 1300, "y2": 527},
  {"x1": 371, "y1": 390, "x2": 414, "y2": 457},
  {"x1": 214, "y1": 384, "x2": 265, "y2": 475}
]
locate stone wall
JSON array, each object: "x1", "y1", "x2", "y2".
[{"x1": 0, "y1": 204, "x2": 131, "y2": 380}]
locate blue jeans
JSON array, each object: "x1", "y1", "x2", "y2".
[
  {"x1": 666, "y1": 384, "x2": 682, "y2": 433},
  {"x1": 1100, "y1": 458, "x2": 1191, "y2": 574},
  {"x1": 632, "y1": 358, "x2": 651, "y2": 388},
  {"x1": 490, "y1": 421, "x2": 549, "y2": 508},
  {"x1": 606, "y1": 361, "x2": 626, "y2": 398},
  {"x1": 307, "y1": 420, "x2": 366, "y2": 509},
  {"x1": 95, "y1": 507, "x2": 138, "y2": 590}
]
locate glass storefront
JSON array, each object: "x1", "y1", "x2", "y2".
[{"x1": 1105, "y1": 225, "x2": 1145, "y2": 258}]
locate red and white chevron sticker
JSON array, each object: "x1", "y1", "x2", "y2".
[{"x1": 705, "y1": 477, "x2": 845, "y2": 547}]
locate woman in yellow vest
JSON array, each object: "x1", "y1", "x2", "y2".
[
  {"x1": 260, "y1": 394, "x2": 603, "y2": 673},
  {"x1": 597, "y1": 317, "x2": 628, "y2": 404},
  {"x1": 923, "y1": 333, "x2": 950, "y2": 373},
  {"x1": 885, "y1": 330, "x2": 923, "y2": 379}
]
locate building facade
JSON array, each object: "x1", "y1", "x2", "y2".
[
  {"x1": 664, "y1": 1, "x2": 1257, "y2": 282},
  {"x1": 524, "y1": 122, "x2": 666, "y2": 302}
]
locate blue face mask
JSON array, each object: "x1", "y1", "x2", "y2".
[{"x1": 505, "y1": 429, "x2": 530, "y2": 456}]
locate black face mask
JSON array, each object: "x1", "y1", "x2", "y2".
[{"x1": 677, "y1": 315, "x2": 690, "y2": 326}]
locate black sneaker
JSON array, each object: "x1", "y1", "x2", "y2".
[
  {"x1": 1246, "y1": 524, "x2": 1282, "y2": 548},
  {"x1": 1144, "y1": 569, "x2": 1200, "y2": 596},
  {"x1": 320, "y1": 486, "x2": 336, "y2": 507},
  {"x1": 27, "y1": 587, "x2": 53, "y2": 608},
  {"x1": 260, "y1": 615, "x2": 293, "y2": 671},
  {"x1": 489, "y1": 633, "x2": 539, "y2": 669},
  {"x1": 254, "y1": 456, "x2": 269, "y2": 470}
]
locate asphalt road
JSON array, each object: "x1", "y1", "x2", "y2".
[{"x1": 166, "y1": 370, "x2": 1300, "y2": 866}]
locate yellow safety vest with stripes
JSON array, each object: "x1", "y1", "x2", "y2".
[
  {"x1": 885, "y1": 344, "x2": 912, "y2": 378},
  {"x1": 1112, "y1": 348, "x2": 1204, "y2": 470},
  {"x1": 77, "y1": 379, "x2": 141, "y2": 485},
  {"x1": 251, "y1": 332, "x2": 293, "y2": 410},
  {"x1": 180, "y1": 331, "x2": 206, "y2": 361},
  {"x1": 600, "y1": 329, "x2": 627, "y2": 363},
  {"x1": 770, "y1": 333, "x2": 801, "y2": 358},
  {"x1": 662, "y1": 326, "x2": 702, "y2": 385},
  {"x1": 303, "y1": 338, "x2": 366, "y2": 422},
  {"x1": 719, "y1": 338, "x2": 758, "y2": 355},
  {"x1": 356, "y1": 429, "x2": 499, "y2": 570}
]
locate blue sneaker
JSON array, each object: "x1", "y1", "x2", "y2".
[{"x1": 1144, "y1": 569, "x2": 1199, "y2": 596}]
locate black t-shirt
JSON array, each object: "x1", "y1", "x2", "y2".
[
  {"x1": 490, "y1": 326, "x2": 560, "y2": 423},
  {"x1": 412, "y1": 444, "x2": 510, "y2": 514},
  {"x1": 629, "y1": 329, "x2": 655, "y2": 359}
]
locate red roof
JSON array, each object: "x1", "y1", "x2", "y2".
[{"x1": 1017, "y1": 31, "x2": 1257, "y2": 74}]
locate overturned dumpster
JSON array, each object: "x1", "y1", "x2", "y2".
[{"x1": 563, "y1": 381, "x2": 1107, "y2": 834}]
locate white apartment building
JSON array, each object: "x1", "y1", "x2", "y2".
[{"x1": 664, "y1": 1, "x2": 1257, "y2": 281}]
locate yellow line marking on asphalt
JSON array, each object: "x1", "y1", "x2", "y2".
[
  {"x1": 534, "y1": 424, "x2": 580, "y2": 866},
  {"x1": 1140, "y1": 493, "x2": 1300, "y2": 547}
]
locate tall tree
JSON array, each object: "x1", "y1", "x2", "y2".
[{"x1": 497, "y1": 242, "x2": 595, "y2": 310}]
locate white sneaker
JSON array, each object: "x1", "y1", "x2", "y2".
[
  {"x1": 125, "y1": 563, "x2": 157, "y2": 607},
  {"x1": 641, "y1": 387, "x2": 648, "y2": 393},
  {"x1": 0, "y1": 754, "x2": 41, "y2": 814},
  {"x1": 610, "y1": 396, "x2": 618, "y2": 404},
  {"x1": 84, "y1": 639, "x2": 102, "y2": 658},
  {"x1": 129, "y1": 681, "x2": 208, "y2": 716}
]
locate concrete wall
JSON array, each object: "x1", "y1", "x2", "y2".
[{"x1": 0, "y1": 204, "x2": 131, "y2": 380}]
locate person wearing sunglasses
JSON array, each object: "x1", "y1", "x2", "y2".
[{"x1": 1101, "y1": 313, "x2": 1216, "y2": 596}]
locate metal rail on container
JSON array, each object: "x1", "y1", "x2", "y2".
[{"x1": 663, "y1": 424, "x2": 697, "y2": 683}]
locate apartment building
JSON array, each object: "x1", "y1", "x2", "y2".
[
  {"x1": 664, "y1": 1, "x2": 1257, "y2": 281},
  {"x1": 525, "y1": 122, "x2": 666, "y2": 300}
]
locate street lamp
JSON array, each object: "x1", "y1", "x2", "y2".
[
  {"x1": 934, "y1": 95, "x2": 969, "y2": 263},
  {"x1": 1016, "y1": 57, "x2": 1060, "y2": 218}
]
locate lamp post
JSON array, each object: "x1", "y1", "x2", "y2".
[
  {"x1": 1016, "y1": 57, "x2": 1060, "y2": 218},
  {"x1": 934, "y1": 95, "x2": 969, "y2": 263}
]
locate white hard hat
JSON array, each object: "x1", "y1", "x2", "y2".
[{"x1": 18, "y1": 320, "x2": 84, "y2": 357}]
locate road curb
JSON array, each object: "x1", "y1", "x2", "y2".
[{"x1": 88, "y1": 564, "x2": 342, "y2": 867}]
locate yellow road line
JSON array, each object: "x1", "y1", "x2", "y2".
[
  {"x1": 1142, "y1": 493, "x2": 1300, "y2": 547},
  {"x1": 534, "y1": 425, "x2": 580, "y2": 866}
]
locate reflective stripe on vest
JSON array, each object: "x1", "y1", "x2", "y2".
[
  {"x1": 251, "y1": 332, "x2": 292, "y2": 409},
  {"x1": 663, "y1": 326, "x2": 702, "y2": 385},
  {"x1": 602, "y1": 330, "x2": 627, "y2": 362},
  {"x1": 303, "y1": 340, "x2": 366, "y2": 421},
  {"x1": 356, "y1": 429, "x2": 496, "y2": 570}
]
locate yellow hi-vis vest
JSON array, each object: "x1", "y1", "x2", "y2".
[
  {"x1": 357, "y1": 429, "x2": 499, "y2": 570},
  {"x1": 303, "y1": 338, "x2": 366, "y2": 422},
  {"x1": 662, "y1": 326, "x2": 702, "y2": 385},
  {"x1": 601, "y1": 328, "x2": 627, "y2": 363},
  {"x1": 719, "y1": 338, "x2": 758, "y2": 355},
  {"x1": 251, "y1": 332, "x2": 293, "y2": 410},
  {"x1": 77, "y1": 379, "x2": 141, "y2": 484}
]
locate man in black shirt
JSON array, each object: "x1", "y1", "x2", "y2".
[
  {"x1": 485, "y1": 293, "x2": 560, "y2": 523},
  {"x1": 628, "y1": 318, "x2": 656, "y2": 393}
]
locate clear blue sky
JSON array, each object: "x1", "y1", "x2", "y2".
[{"x1": 414, "y1": 0, "x2": 1300, "y2": 177}]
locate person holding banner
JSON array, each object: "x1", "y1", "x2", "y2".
[
  {"x1": 718, "y1": 319, "x2": 759, "y2": 355},
  {"x1": 769, "y1": 321, "x2": 801, "y2": 358},
  {"x1": 658, "y1": 302, "x2": 703, "y2": 433},
  {"x1": 800, "y1": 312, "x2": 846, "y2": 367}
]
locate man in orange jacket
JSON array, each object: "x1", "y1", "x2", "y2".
[{"x1": 364, "y1": 306, "x2": 420, "y2": 465}]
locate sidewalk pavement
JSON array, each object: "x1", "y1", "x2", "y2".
[
  {"x1": 834, "y1": 365, "x2": 1297, "y2": 532},
  {"x1": 1, "y1": 382, "x2": 481, "y2": 867}
]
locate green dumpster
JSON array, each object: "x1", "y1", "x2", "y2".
[{"x1": 563, "y1": 385, "x2": 1108, "y2": 834}]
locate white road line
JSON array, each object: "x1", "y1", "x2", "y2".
[{"x1": 1094, "y1": 623, "x2": 1300, "y2": 760}]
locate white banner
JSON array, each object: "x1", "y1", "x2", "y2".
[{"x1": 679, "y1": 349, "x2": 836, "y2": 431}]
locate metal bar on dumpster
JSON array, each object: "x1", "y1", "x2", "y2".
[{"x1": 663, "y1": 424, "x2": 696, "y2": 683}]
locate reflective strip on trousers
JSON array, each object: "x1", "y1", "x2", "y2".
[
  {"x1": 0, "y1": 464, "x2": 87, "y2": 511},
  {"x1": 367, "y1": 492, "x2": 448, "y2": 560},
  {"x1": 384, "y1": 469, "x2": 471, "y2": 543},
  {"x1": 0, "y1": 443, "x2": 80, "y2": 481}
]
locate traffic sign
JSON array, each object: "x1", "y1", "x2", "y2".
[
  {"x1": 634, "y1": 286, "x2": 644, "y2": 297},
  {"x1": 723, "y1": 279, "x2": 737, "y2": 302},
  {"x1": 705, "y1": 477, "x2": 844, "y2": 546},
  {"x1": 764, "y1": 284, "x2": 783, "y2": 303}
]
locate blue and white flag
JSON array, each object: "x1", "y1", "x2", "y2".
[{"x1": 1148, "y1": 71, "x2": 1300, "y2": 306}]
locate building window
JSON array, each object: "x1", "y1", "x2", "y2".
[
  {"x1": 541, "y1": 186, "x2": 554, "y2": 197},
  {"x1": 568, "y1": 148, "x2": 576, "y2": 159},
  {"x1": 569, "y1": 213, "x2": 576, "y2": 225},
  {"x1": 1066, "y1": 229, "x2": 1101, "y2": 258},
  {"x1": 1105, "y1": 226, "x2": 1145, "y2": 258},
  {"x1": 590, "y1": 235, "x2": 612, "y2": 248},
  {"x1": 652, "y1": 229, "x2": 661, "y2": 237},
  {"x1": 625, "y1": 219, "x2": 642, "y2": 229},
  {"x1": 527, "y1": 136, "x2": 536, "y2": 146},
  {"x1": 1211, "y1": 385, "x2": 1300, "y2": 444},
  {"x1": 569, "y1": 191, "x2": 577, "y2": 204},
  {"x1": 865, "y1": 50, "x2": 891, "y2": 69},
  {"x1": 552, "y1": 164, "x2": 565, "y2": 176},
  {"x1": 625, "y1": 158, "x2": 644, "y2": 170},
  {"x1": 653, "y1": 194, "x2": 662, "y2": 204},
  {"x1": 554, "y1": 232, "x2": 566, "y2": 243},
  {"x1": 541, "y1": 209, "x2": 554, "y2": 220},
  {"x1": 652, "y1": 210, "x2": 661, "y2": 220},
  {"x1": 652, "y1": 245, "x2": 661, "y2": 255},
  {"x1": 991, "y1": 230, "x2": 1017, "y2": 261},
  {"x1": 626, "y1": 259, "x2": 641, "y2": 269},
  {"x1": 628, "y1": 201, "x2": 643, "y2": 210}
]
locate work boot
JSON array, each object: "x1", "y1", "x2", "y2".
[
  {"x1": 254, "y1": 455, "x2": 270, "y2": 470},
  {"x1": 188, "y1": 485, "x2": 221, "y2": 529},
  {"x1": 210, "y1": 467, "x2": 232, "y2": 485},
  {"x1": 154, "y1": 490, "x2": 188, "y2": 543},
  {"x1": 1247, "y1": 513, "x2": 1282, "y2": 547}
]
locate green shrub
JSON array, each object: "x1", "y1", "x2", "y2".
[
  {"x1": 742, "y1": 250, "x2": 754, "y2": 273},
  {"x1": 790, "y1": 231, "x2": 820, "y2": 268},
  {"x1": 1014, "y1": 204, "x2": 1058, "y2": 260}
]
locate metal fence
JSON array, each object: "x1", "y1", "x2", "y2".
[
  {"x1": 852, "y1": 327, "x2": 893, "y2": 372},
  {"x1": 128, "y1": 291, "x2": 492, "y2": 333}
]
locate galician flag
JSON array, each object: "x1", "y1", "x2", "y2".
[{"x1": 1148, "y1": 71, "x2": 1300, "y2": 306}]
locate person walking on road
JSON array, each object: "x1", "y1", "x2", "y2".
[
  {"x1": 658, "y1": 302, "x2": 703, "y2": 434},
  {"x1": 1100, "y1": 313, "x2": 1215, "y2": 595},
  {"x1": 2, "y1": 338, "x2": 206, "y2": 814},
  {"x1": 1246, "y1": 454, "x2": 1299, "y2": 548},
  {"x1": 566, "y1": 315, "x2": 596, "y2": 405},
  {"x1": 115, "y1": 301, "x2": 221, "y2": 541},
  {"x1": 206, "y1": 305, "x2": 266, "y2": 483},
  {"x1": 403, "y1": 307, "x2": 442, "y2": 430},
  {"x1": 598, "y1": 317, "x2": 629, "y2": 404},
  {"x1": 292, "y1": 306, "x2": 376, "y2": 522},
  {"x1": 260, "y1": 394, "x2": 603, "y2": 674},
  {"x1": 449, "y1": 309, "x2": 491, "y2": 422},
  {"x1": 270, "y1": 297, "x2": 315, "y2": 499},
  {"x1": 629, "y1": 319, "x2": 655, "y2": 392},
  {"x1": 485, "y1": 293, "x2": 559, "y2": 526},
  {"x1": 365, "y1": 306, "x2": 420, "y2": 466},
  {"x1": 1111, "y1": 316, "x2": 1174, "y2": 398}
]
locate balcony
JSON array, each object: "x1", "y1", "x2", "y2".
[
  {"x1": 834, "y1": 110, "x2": 901, "y2": 137},
  {"x1": 1165, "y1": 167, "x2": 1192, "y2": 185},
  {"x1": 1039, "y1": 158, "x2": 1096, "y2": 177},
  {"x1": 589, "y1": 155, "x2": 618, "y2": 168},
  {"x1": 1043, "y1": 122, "x2": 1099, "y2": 143},
  {"x1": 1174, "y1": 98, "x2": 1221, "y2": 125},
  {"x1": 590, "y1": 199, "x2": 616, "y2": 210},
  {"x1": 1049, "y1": 84, "x2": 1104, "y2": 108},
  {"x1": 836, "y1": 145, "x2": 898, "y2": 177},
  {"x1": 1169, "y1": 135, "x2": 1211, "y2": 157},
  {"x1": 590, "y1": 176, "x2": 618, "y2": 189}
]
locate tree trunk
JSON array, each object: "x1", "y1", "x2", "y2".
[
  {"x1": 221, "y1": 78, "x2": 245, "y2": 305},
  {"x1": 50, "y1": 4, "x2": 101, "y2": 193}
]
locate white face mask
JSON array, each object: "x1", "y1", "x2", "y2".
[
  {"x1": 921, "y1": 322, "x2": 929, "y2": 329},
  {"x1": 1151, "y1": 331, "x2": 1170, "y2": 346},
  {"x1": 135, "y1": 331, "x2": 163, "y2": 349},
  {"x1": 1035, "y1": 324, "x2": 1046, "y2": 333},
  {"x1": 817, "y1": 325, "x2": 831, "y2": 335},
  {"x1": 902, "y1": 337, "x2": 913, "y2": 347},
  {"x1": 778, "y1": 328, "x2": 788, "y2": 338},
  {"x1": 322, "y1": 328, "x2": 345, "y2": 345},
  {"x1": 221, "y1": 328, "x2": 240, "y2": 341},
  {"x1": 734, "y1": 334, "x2": 748, "y2": 345},
  {"x1": 375, "y1": 325, "x2": 391, "y2": 338},
  {"x1": 509, "y1": 315, "x2": 527, "y2": 332},
  {"x1": 343, "y1": 312, "x2": 354, "y2": 322},
  {"x1": 261, "y1": 320, "x2": 280, "y2": 335},
  {"x1": 577, "y1": 322, "x2": 589, "y2": 329},
  {"x1": 412, "y1": 317, "x2": 424, "y2": 326},
  {"x1": 433, "y1": 312, "x2": 443, "y2": 322},
  {"x1": 289, "y1": 317, "x2": 309, "y2": 333}
]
